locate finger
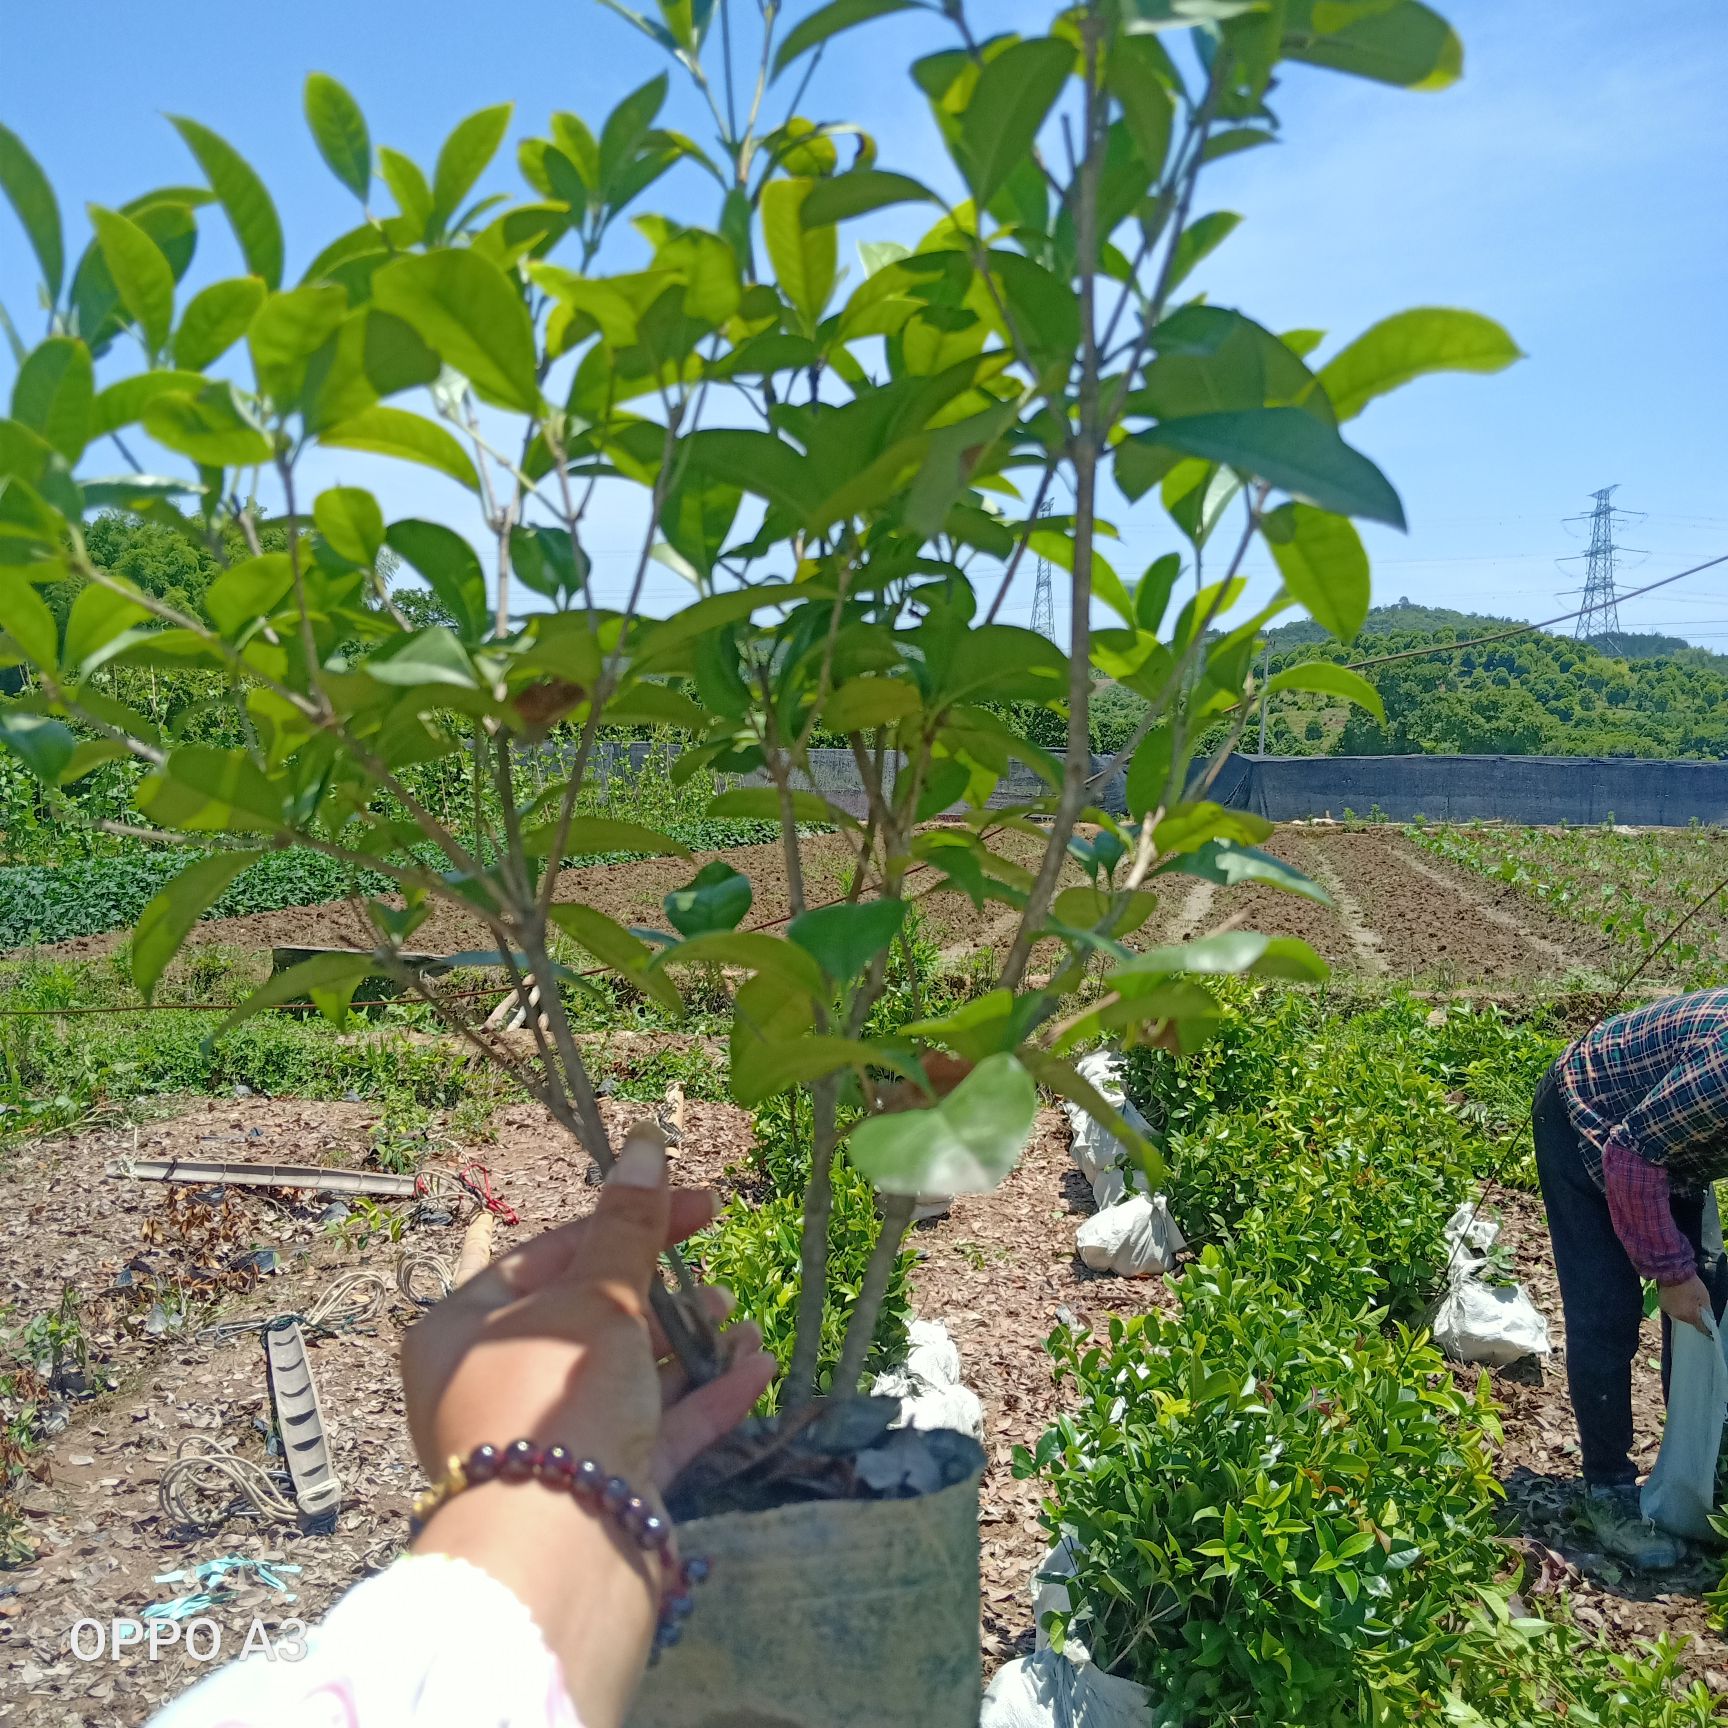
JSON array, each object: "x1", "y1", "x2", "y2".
[
  {"x1": 553, "y1": 1127, "x2": 670, "y2": 1298},
  {"x1": 454, "y1": 1182, "x2": 716, "y2": 1312},
  {"x1": 658, "y1": 1312, "x2": 753, "y2": 1407},
  {"x1": 653, "y1": 1335, "x2": 778, "y2": 1486},
  {"x1": 649, "y1": 1285, "x2": 736, "y2": 1362}
]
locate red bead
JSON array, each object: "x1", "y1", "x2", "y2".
[
  {"x1": 466, "y1": 1443, "x2": 500, "y2": 1484},
  {"x1": 501, "y1": 1439, "x2": 540, "y2": 1481},
  {"x1": 540, "y1": 1445, "x2": 575, "y2": 1486}
]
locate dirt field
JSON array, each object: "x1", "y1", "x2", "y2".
[{"x1": 18, "y1": 824, "x2": 1618, "y2": 989}]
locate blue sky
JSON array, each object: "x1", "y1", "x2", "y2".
[{"x1": 4, "y1": 0, "x2": 1724, "y2": 644}]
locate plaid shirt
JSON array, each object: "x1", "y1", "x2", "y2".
[{"x1": 1558, "y1": 988, "x2": 1728, "y2": 1192}]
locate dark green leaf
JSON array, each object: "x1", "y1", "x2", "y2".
[
  {"x1": 1262, "y1": 500, "x2": 1370, "y2": 640},
  {"x1": 1155, "y1": 409, "x2": 1404, "y2": 528},
  {"x1": 954, "y1": 38, "x2": 1074, "y2": 208},
  {"x1": 215, "y1": 952, "x2": 374, "y2": 1036},
  {"x1": 304, "y1": 73, "x2": 371, "y2": 200},
  {"x1": 87, "y1": 205, "x2": 175, "y2": 356},
  {"x1": 1283, "y1": 0, "x2": 1462, "y2": 90},
  {"x1": 386, "y1": 518, "x2": 488, "y2": 639},
  {"x1": 174, "y1": 275, "x2": 267, "y2": 371},
  {"x1": 1158, "y1": 839, "x2": 1330, "y2": 904},
  {"x1": 510, "y1": 524, "x2": 587, "y2": 602},
  {"x1": 1316, "y1": 308, "x2": 1522, "y2": 422},
  {"x1": 850, "y1": 1052, "x2": 1036, "y2": 1197},
  {"x1": 10, "y1": 337, "x2": 92, "y2": 461},
  {"x1": 431, "y1": 104, "x2": 513, "y2": 233},
  {"x1": 63, "y1": 580, "x2": 149, "y2": 672},
  {"x1": 529, "y1": 817, "x2": 692, "y2": 859},
  {"x1": 652, "y1": 930, "x2": 824, "y2": 995},
  {"x1": 1165, "y1": 211, "x2": 1241, "y2": 294},
  {"x1": 772, "y1": 0, "x2": 917, "y2": 76},
  {"x1": 1135, "y1": 551, "x2": 1182, "y2": 634},
  {"x1": 665, "y1": 859, "x2": 751, "y2": 937},
  {"x1": 1108, "y1": 38, "x2": 1175, "y2": 179},
  {"x1": 372, "y1": 250, "x2": 539, "y2": 411},
  {"x1": 133, "y1": 850, "x2": 264, "y2": 1001},
  {"x1": 1112, "y1": 930, "x2": 1328, "y2": 986},
  {"x1": 170, "y1": 116, "x2": 284, "y2": 290},
  {"x1": 799, "y1": 170, "x2": 937, "y2": 226},
  {"x1": 0, "y1": 122, "x2": 63, "y2": 297},
  {"x1": 0, "y1": 710, "x2": 73, "y2": 781},
  {"x1": 788, "y1": 897, "x2": 906, "y2": 985}
]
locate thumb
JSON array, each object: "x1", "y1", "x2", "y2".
[{"x1": 561, "y1": 1125, "x2": 672, "y2": 1296}]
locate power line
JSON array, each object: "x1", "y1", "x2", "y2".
[{"x1": 1341, "y1": 548, "x2": 1728, "y2": 673}]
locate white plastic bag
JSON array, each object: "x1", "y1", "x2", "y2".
[
  {"x1": 870, "y1": 1319, "x2": 986, "y2": 1443},
  {"x1": 980, "y1": 1652, "x2": 1153, "y2": 1728},
  {"x1": 1076, "y1": 1194, "x2": 1184, "y2": 1278},
  {"x1": 1031, "y1": 1539, "x2": 1087, "y2": 1661},
  {"x1": 1642, "y1": 1311, "x2": 1728, "y2": 1540},
  {"x1": 905, "y1": 1317, "x2": 963, "y2": 1389},
  {"x1": 1432, "y1": 1277, "x2": 1551, "y2": 1368},
  {"x1": 1090, "y1": 1162, "x2": 1151, "y2": 1211}
]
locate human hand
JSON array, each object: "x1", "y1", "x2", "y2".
[
  {"x1": 1657, "y1": 1274, "x2": 1714, "y2": 1337},
  {"x1": 403, "y1": 1126, "x2": 774, "y2": 1489},
  {"x1": 401, "y1": 1127, "x2": 775, "y2": 1728}
]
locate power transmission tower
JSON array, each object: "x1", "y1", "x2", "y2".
[
  {"x1": 1029, "y1": 499, "x2": 1056, "y2": 641},
  {"x1": 1559, "y1": 486, "x2": 1645, "y2": 650}
]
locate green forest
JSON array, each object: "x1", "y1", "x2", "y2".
[{"x1": 1090, "y1": 601, "x2": 1728, "y2": 761}]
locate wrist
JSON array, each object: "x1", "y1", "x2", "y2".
[{"x1": 416, "y1": 1478, "x2": 658, "y2": 1728}]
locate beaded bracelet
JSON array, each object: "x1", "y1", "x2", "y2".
[{"x1": 410, "y1": 1439, "x2": 710, "y2": 1657}]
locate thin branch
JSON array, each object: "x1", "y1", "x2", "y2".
[{"x1": 833, "y1": 1192, "x2": 915, "y2": 1394}]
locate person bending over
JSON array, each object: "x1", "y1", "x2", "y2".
[{"x1": 1534, "y1": 987, "x2": 1728, "y2": 1569}]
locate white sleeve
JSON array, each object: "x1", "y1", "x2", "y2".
[{"x1": 147, "y1": 1554, "x2": 581, "y2": 1728}]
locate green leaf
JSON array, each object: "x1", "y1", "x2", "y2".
[
  {"x1": 143, "y1": 381, "x2": 273, "y2": 467},
  {"x1": 1158, "y1": 840, "x2": 1330, "y2": 904},
  {"x1": 510, "y1": 524, "x2": 587, "y2": 602},
  {"x1": 1262, "y1": 501, "x2": 1370, "y2": 640},
  {"x1": 304, "y1": 73, "x2": 371, "y2": 200},
  {"x1": 788, "y1": 898, "x2": 906, "y2": 986},
  {"x1": 772, "y1": 0, "x2": 917, "y2": 76},
  {"x1": 761, "y1": 179, "x2": 837, "y2": 332},
  {"x1": 431, "y1": 104, "x2": 513, "y2": 233},
  {"x1": 823, "y1": 678, "x2": 920, "y2": 731},
  {"x1": 954, "y1": 38, "x2": 1074, "y2": 208},
  {"x1": 665, "y1": 860, "x2": 751, "y2": 937},
  {"x1": 0, "y1": 710, "x2": 73, "y2": 782},
  {"x1": 548, "y1": 901, "x2": 682, "y2": 1014},
  {"x1": 902, "y1": 989, "x2": 1042, "y2": 1062},
  {"x1": 174, "y1": 276, "x2": 267, "y2": 371},
  {"x1": 597, "y1": 76, "x2": 668, "y2": 197},
  {"x1": 63, "y1": 580, "x2": 149, "y2": 672},
  {"x1": 724, "y1": 780, "x2": 861, "y2": 821},
  {"x1": 850, "y1": 1052, "x2": 1036, "y2": 1197},
  {"x1": 205, "y1": 552, "x2": 294, "y2": 637},
  {"x1": 1135, "y1": 551, "x2": 1182, "y2": 634},
  {"x1": 1112, "y1": 930, "x2": 1328, "y2": 986},
  {"x1": 527, "y1": 817, "x2": 693, "y2": 859},
  {"x1": 133, "y1": 850, "x2": 264, "y2": 1001},
  {"x1": 170, "y1": 116, "x2": 284, "y2": 290},
  {"x1": 799, "y1": 170, "x2": 937, "y2": 227},
  {"x1": 379, "y1": 147, "x2": 433, "y2": 237},
  {"x1": 1264, "y1": 658, "x2": 1383, "y2": 720},
  {"x1": 0, "y1": 572, "x2": 61, "y2": 670},
  {"x1": 0, "y1": 122, "x2": 64, "y2": 297},
  {"x1": 363, "y1": 626, "x2": 479, "y2": 689},
  {"x1": 385, "y1": 518, "x2": 488, "y2": 640},
  {"x1": 732, "y1": 1026, "x2": 884, "y2": 1109},
  {"x1": 137, "y1": 745, "x2": 286, "y2": 834},
  {"x1": 659, "y1": 468, "x2": 740, "y2": 580},
  {"x1": 10, "y1": 338, "x2": 92, "y2": 461},
  {"x1": 372, "y1": 250, "x2": 540, "y2": 412},
  {"x1": 1166, "y1": 211, "x2": 1242, "y2": 295},
  {"x1": 215, "y1": 952, "x2": 374, "y2": 1037},
  {"x1": 89, "y1": 370, "x2": 206, "y2": 439},
  {"x1": 248, "y1": 284, "x2": 348, "y2": 402},
  {"x1": 1108, "y1": 39, "x2": 1175, "y2": 178},
  {"x1": 1155, "y1": 409, "x2": 1404, "y2": 528},
  {"x1": 87, "y1": 205, "x2": 174, "y2": 357},
  {"x1": 1316, "y1": 308, "x2": 1522, "y2": 422},
  {"x1": 652, "y1": 930, "x2": 825, "y2": 995},
  {"x1": 321, "y1": 405, "x2": 480, "y2": 492},
  {"x1": 1283, "y1": 0, "x2": 1462, "y2": 91},
  {"x1": 313, "y1": 486, "x2": 385, "y2": 565}
]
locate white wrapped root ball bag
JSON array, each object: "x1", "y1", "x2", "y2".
[
  {"x1": 1031, "y1": 1539, "x2": 1087, "y2": 1661},
  {"x1": 1642, "y1": 1312, "x2": 1728, "y2": 1540},
  {"x1": 1090, "y1": 1161, "x2": 1151, "y2": 1212},
  {"x1": 1076, "y1": 1193, "x2": 1184, "y2": 1278},
  {"x1": 1431, "y1": 1277, "x2": 1551, "y2": 1368},
  {"x1": 871, "y1": 1319, "x2": 986, "y2": 1444},
  {"x1": 980, "y1": 1652, "x2": 1153, "y2": 1728},
  {"x1": 906, "y1": 1317, "x2": 963, "y2": 1388}
]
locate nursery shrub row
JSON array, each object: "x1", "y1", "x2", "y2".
[{"x1": 1022, "y1": 990, "x2": 1720, "y2": 1725}]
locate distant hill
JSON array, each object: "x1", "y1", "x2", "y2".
[{"x1": 1091, "y1": 602, "x2": 1728, "y2": 761}]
